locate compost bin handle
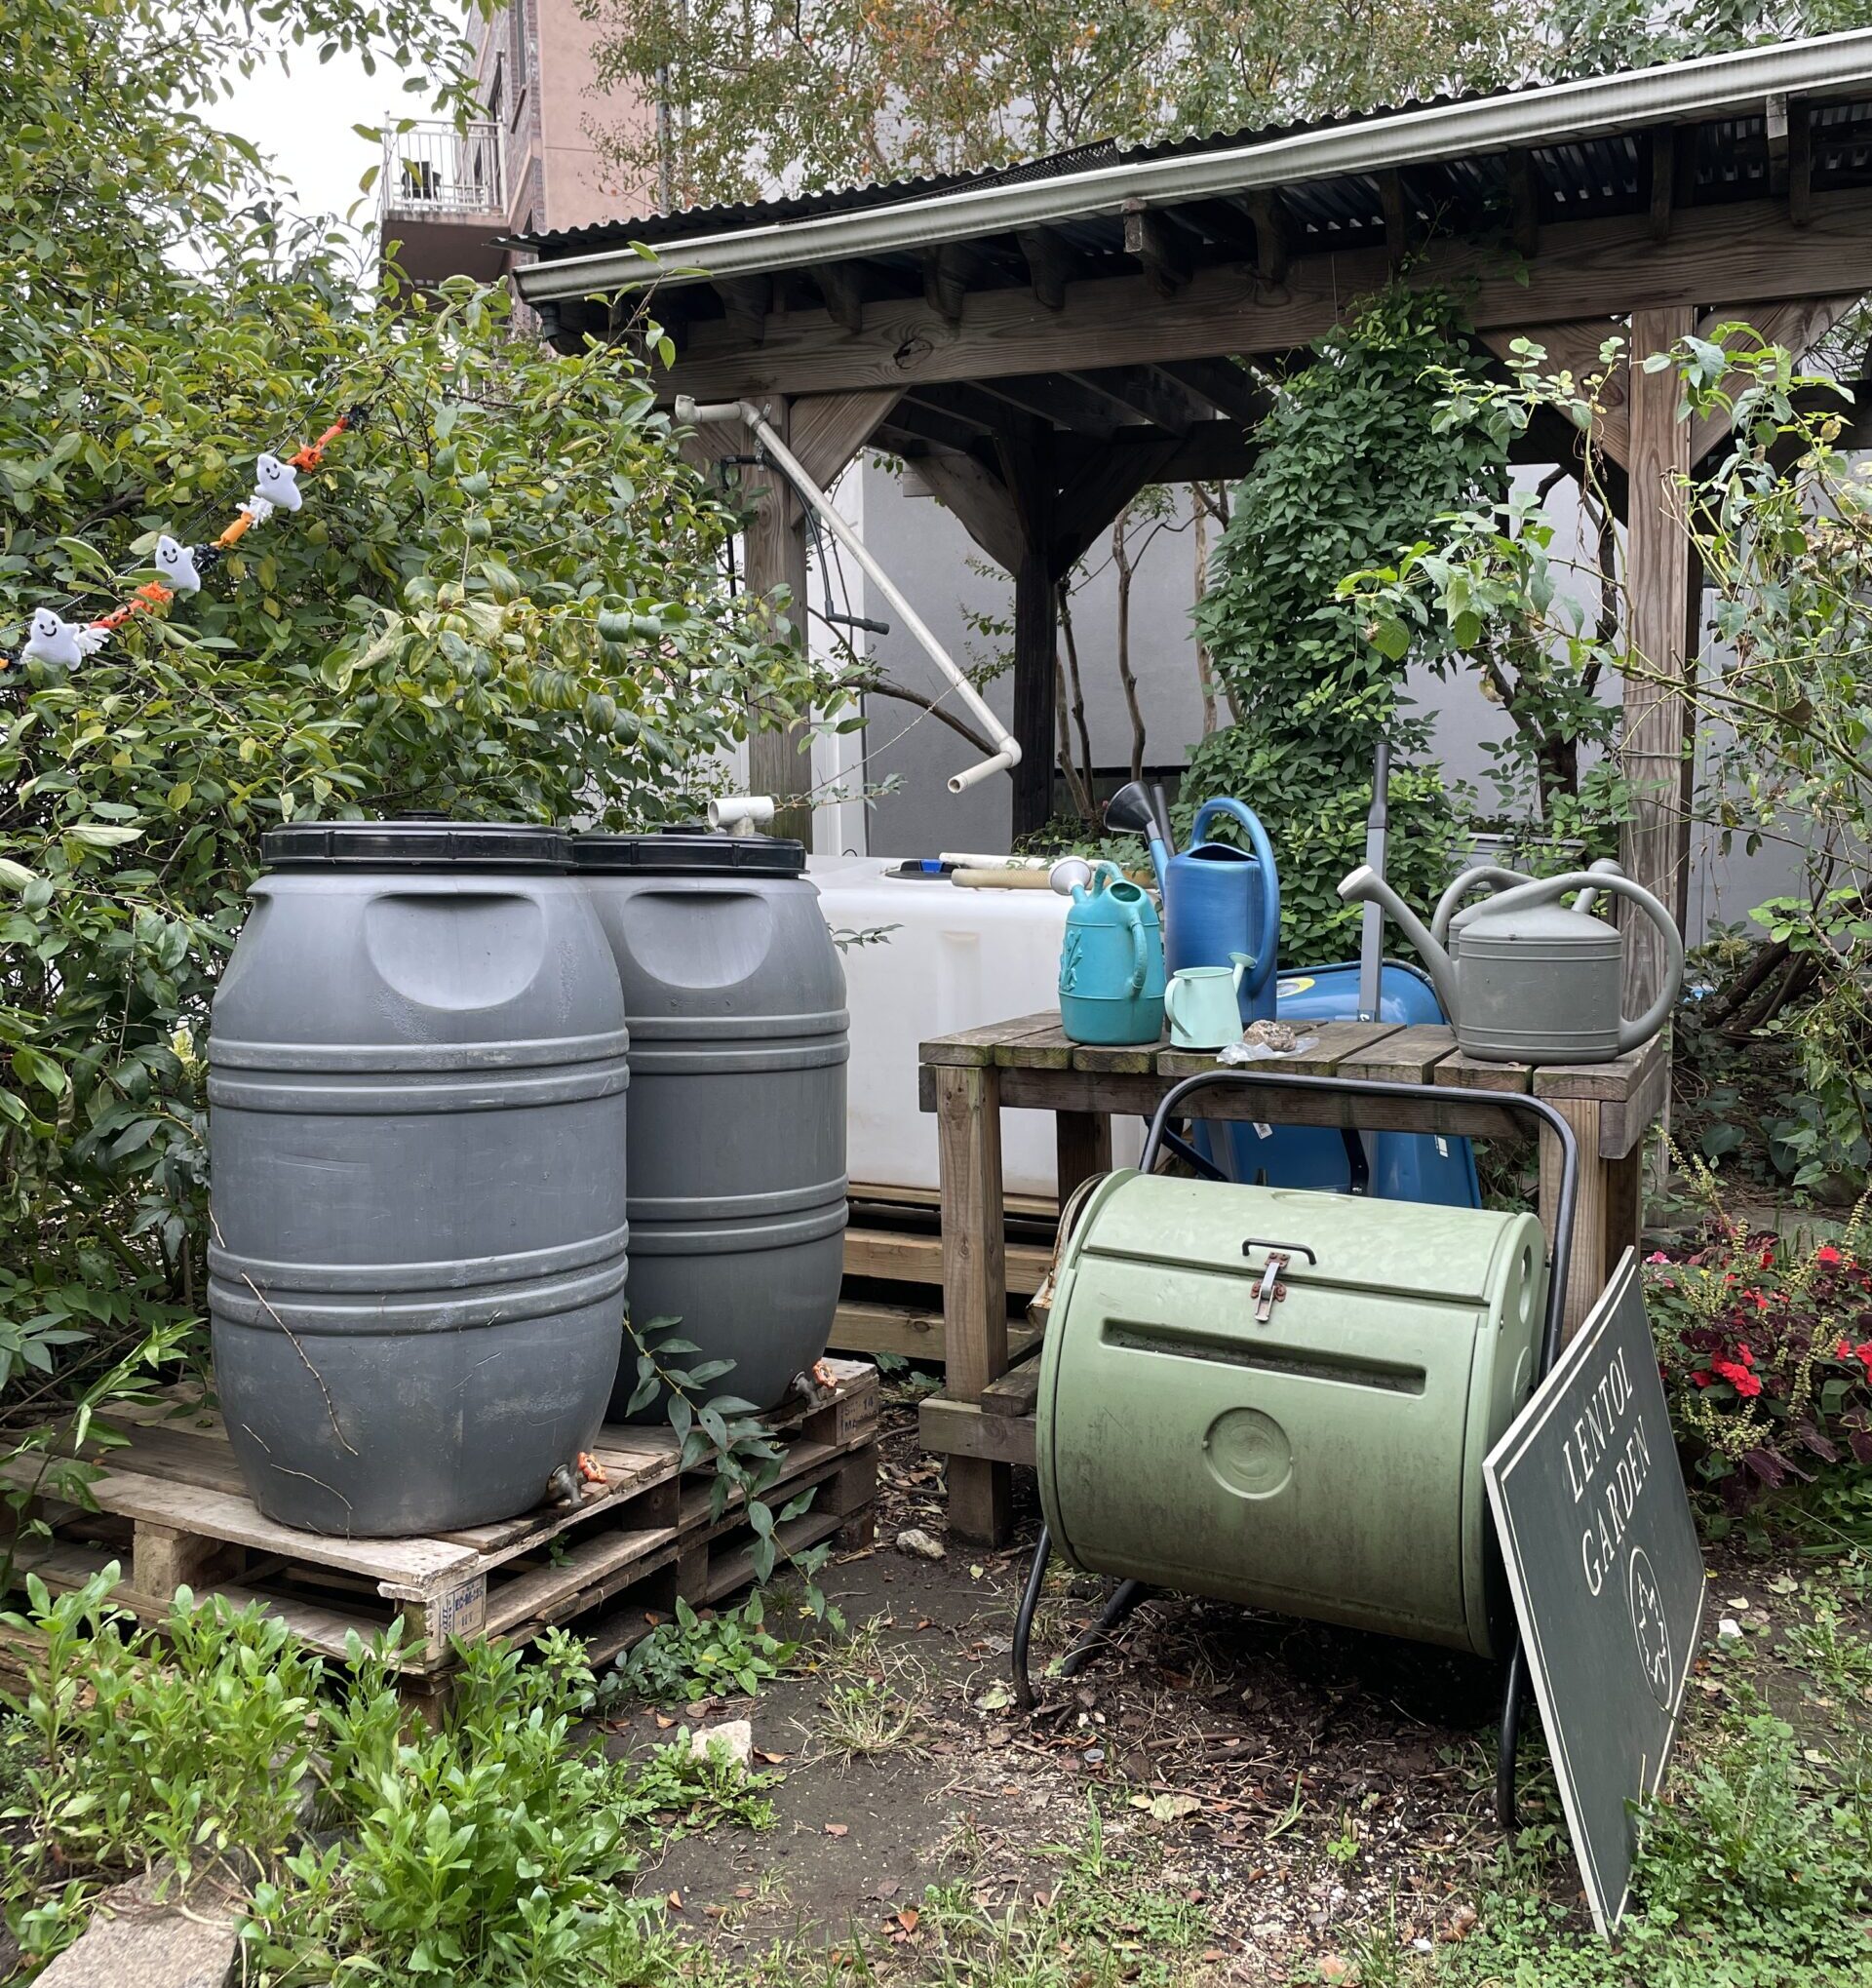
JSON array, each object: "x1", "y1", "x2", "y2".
[{"x1": 1140, "y1": 1067, "x2": 1580, "y2": 1384}]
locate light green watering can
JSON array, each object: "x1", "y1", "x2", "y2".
[
  {"x1": 1163, "y1": 956, "x2": 1254, "y2": 1050},
  {"x1": 1338, "y1": 857, "x2": 1684, "y2": 1065}
]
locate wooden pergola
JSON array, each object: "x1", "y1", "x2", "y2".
[{"x1": 516, "y1": 34, "x2": 1872, "y2": 1017}]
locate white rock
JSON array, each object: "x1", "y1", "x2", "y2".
[
  {"x1": 895, "y1": 1527, "x2": 945, "y2": 1560},
  {"x1": 682, "y1": 1718, "x2": 753, "y2": 1768},
  {"x1": 1718, "y1": 1617, "x2": 1744, "y2": 1640},
  {"x1": 38, "y1": 1860, "x2": 241, "y2": 1988}
]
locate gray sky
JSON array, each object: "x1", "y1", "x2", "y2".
[{"x1": 213, "y1": 43, "x2": 401, "y2": 232}]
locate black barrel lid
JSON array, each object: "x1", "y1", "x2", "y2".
[
  {"x1": 262, "y1": 819, "x2": 571, "y2": 871},
  {"x1": 572, "y1": 828, "x2": 805, "y2": 877}
]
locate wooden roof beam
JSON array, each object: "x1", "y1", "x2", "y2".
[
  {"x1": 1647, "y1": 129, "x2": 1675, "y2": 243},
  {"x1": 888, "y1": 392, "x2": 998, "y2": 453},
  {"x1": 1123, "y1": 202, "x2": 1192, "y2": 294},
  {"x1": 713, "y1": 274, "x2": 771, "y2": 344},
  {"x1": 907, "y1": 450, "x2": 1026, "y2": 572},
  {"x1": 1507, "y1": 150, "x2": 1540, "y2": 258},
  {"x1": 1245, "y1": 191, "x2": 1290, "y2": 284},
  {"x1": 1015, "y1": 225, "x2": 1083, "y2": 310},
  {"x1": 659, "y1": 190, "x2": 1872, "y2": 403},
  {"x1": 1380, "y1": 170, "x2": 1410, "y2": 265},
  {"x1": 813, "y1": 260, "x2": 871, "y2": 334},
  {"x1": 1789, "y1": 97, "x2": 1813, "y2": 227},
  {"x1": 1176, "y1": 198, "x2": 1263, "y2": 258},
  {"x1": 1067, "y1": 364, "x2": 1207, "y2": 436},
  {"x1": 920, "y1": 241, "x2": 997, "y2": 326},
  {"x1": 1156, "y1": 356, "x2": 1272, "y2": 427},
  {"x1": 973, "y1": 372, "x2": 1120, "y2": 439}
]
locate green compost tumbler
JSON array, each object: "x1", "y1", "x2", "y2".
[{"x1": 1035, "y1": 1171, "x2": 1547, "y2": 1657}]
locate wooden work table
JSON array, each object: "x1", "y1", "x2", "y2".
[{"x1": 916, "y1": 1013, "x2": 1667, "y2": 1545}]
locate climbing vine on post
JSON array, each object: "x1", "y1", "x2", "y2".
[{"x1": 1182, "y1": 290, "x2": 1510, "y2": 958}]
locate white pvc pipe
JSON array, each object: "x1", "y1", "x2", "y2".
[
  {"x1": 708, "y1": 794, "x2": 775, "y2": 833},
  {"x1": 939, "y1": 852, "x2": 1050, "y2": 869},
  {"x1": 678, "y1": 396, "x2": 1021, "y2": 795}
]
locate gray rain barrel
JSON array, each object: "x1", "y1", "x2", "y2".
[
  {"x1": 208, "y1": 821, "x2": 630, "y2": 1536},
  {"x1": 573, "y1": 831, "x2": 848, "y2": 1419}
]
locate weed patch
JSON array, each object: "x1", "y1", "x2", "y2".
[{"x1": 604, "y1": 1592, "x2": 800, "y2": 1706}]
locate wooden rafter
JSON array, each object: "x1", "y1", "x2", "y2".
[
  {"x1": 1123, "y1": 203, "x2": 1191, "y2": 293},
  {"x1": 1015, "y1": 225, "x2": 1082, "y2": 310},
  {"x1": 660, "y1": 192, "x2": 1872, "y2": 404},
  {"x1": 973, "y1": 372, "x2": 1119, "y2": 439},
  {"x1": 1156, "y1": 356, "x2": 1272, "y2": 427},
  {"x1": 1066, "y1": 364, "x2": 1205, "y2": 436},
  {"x1": 713, "y1": 274, "x2": 771, "y2": 345},
  {"x1": 813, "y1": 261, "x2": 872, "y2": 334},
  {"x1": 1246, "y1": 191, "x2": 1290, "y2": 284}
]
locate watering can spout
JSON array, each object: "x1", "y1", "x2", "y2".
[
  {"x1": 1105, "y1": 781, "x2": 1172, "y2": 896},
  {"x1": 1338, "y1": 864, "x2": 1459, "y2": 1017}
]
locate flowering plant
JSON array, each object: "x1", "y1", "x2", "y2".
[{"x1": 1646, "y1": 1159, "x2": 1872, "y2": 1502}]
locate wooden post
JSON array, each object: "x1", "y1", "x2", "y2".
[
  {"x1": 1055, "y1": 1111, "x2": 1112, "y2": 1203},
  {"x1": 740, "y1": 395, "x2": 813, "y2": 843},
  {"x1": 1012, "y1": 547, "x2": 1057, "y2": 839},
  {"x1": 935, "y1": 1063, "x2": 1010, "y2": 1544},
  {"x1": 1619, "y1": 307, "x2": 1696, "y2": 1021}
]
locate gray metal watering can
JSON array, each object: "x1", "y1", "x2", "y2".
[{"x1": 1337, "y1": 858, "x2": 1684, "y2": 1064}]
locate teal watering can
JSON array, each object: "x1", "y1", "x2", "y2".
[
  {"x1": 1050, "y1": 858, "x2": 1165, "y2": 1046},
  {"x1": 1107, "y1": 784, "x2": 1280, "y2": 1025}
]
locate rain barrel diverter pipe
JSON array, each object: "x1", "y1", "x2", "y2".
[{"x1": 676, "y1": 395, "x2": 1022, "y2": 795}]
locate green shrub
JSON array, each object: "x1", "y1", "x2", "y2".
[{"x1": 1186, "y1": 289, "x2": 1507, "y2": 959}]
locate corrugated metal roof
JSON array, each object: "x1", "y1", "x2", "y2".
[
  {"x1": 515, "y1": 44, "x2": 1872, "y2": 259},
  {"x1": 516, "y1": 85, "x2": 1541, "y2": 253},
  {"x1": 512, "y1": 32, "x2": 1872, "y2": 307}
]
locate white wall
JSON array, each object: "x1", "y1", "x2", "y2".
[{"x1": 809, "y1": 459, "x2": 1814, "y2": 941}]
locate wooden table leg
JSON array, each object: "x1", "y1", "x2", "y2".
[
  {"x1": 1055, "y1": 1110, "x2": 1112, "y2": 1205},
  {"x1": 1538, "y1": 1095, "x2": 1610, "y2": 1345},
  {"x1": 936, "y1": 1064, "x2": 1011, "y2": 1545}
]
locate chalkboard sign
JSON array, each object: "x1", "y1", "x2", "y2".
[{"x1": 1484, "y1": 1248, "x2": 1705, "y2": 1935}]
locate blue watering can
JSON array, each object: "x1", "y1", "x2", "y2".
[
  {"x1": 1108, "y1": 786, "x2": 1280, "y2": 1025},
  {"x1": 1049, "y1": 857, "x2": 1165, "y2": 1046}
]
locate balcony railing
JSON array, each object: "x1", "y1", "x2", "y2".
[{"x1": 381, "y1": 120, "x2": 505, "y2": 220}]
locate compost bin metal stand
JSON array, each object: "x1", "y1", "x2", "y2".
[{"x1": 1009, "y1": 1068, "x2": 1581, "y2": 1834}]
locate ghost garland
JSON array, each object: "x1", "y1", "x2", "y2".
[{"x1": 6, "y1": 409, "x2": 362, "y2": 675}]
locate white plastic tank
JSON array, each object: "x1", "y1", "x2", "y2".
[{"x1": 808, "y1": 856, "x2": 1142, "y2": 1196}]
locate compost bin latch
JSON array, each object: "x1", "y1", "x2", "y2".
[{"x1": 1240, "y1": 1237, "x2": 1317, "y2": 1322}]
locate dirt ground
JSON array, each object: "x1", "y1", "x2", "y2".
[{"x1": 601, "y1": 1379, "x2": 1562, "y2": 1981}]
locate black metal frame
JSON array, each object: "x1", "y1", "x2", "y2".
[{"x1": 1011, "y1": 1068, "x2": 1580, "y2": 1833}]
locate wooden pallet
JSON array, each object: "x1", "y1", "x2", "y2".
[
  {"x1": 2, "y1": 1359, "x2": 878, "y2": 1691},
  {"x1": 831, "y1": 1181, "x2": 1054, "y2": 1366}
]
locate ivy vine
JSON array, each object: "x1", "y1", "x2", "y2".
[{"x1": 1182, "y1": 287, "x2": 1510, "y2": 959}]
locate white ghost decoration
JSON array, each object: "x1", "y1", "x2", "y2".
[
  {"x1": 154, "y1": 534, "x2": 202, "y2": 596},
  {"x1": 20, "y1": 607, "x2": 108, "y2": 669},
  {"x1": 246, "y1": 452, "x2": 301, "y2": 522}
]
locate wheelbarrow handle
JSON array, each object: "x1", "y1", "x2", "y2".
[{"x1": 1139, "y1": 1068, "x2": 1580, "y2": 1385}]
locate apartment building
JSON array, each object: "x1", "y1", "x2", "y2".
[{"x1": 377, "y1": 1, "x2": 646, "y2": 288}]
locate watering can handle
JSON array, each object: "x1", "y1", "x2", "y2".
[
  {"x1": 1429, "y1": 865, "x2": 1533, "y2": 945},
  {"x1": 1189, "y1": 799, "x2": 1280, "y2": 994},
  {"x1": 1115, "y1": 889, "x2": 1149, "y2": 996},
  {"x1": 1482, "y1": 870, "x2": 1686, "y2": 1053}
]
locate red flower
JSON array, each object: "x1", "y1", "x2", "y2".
[
  {"x1": 1816, "y1": 1244, "x2": 1845, "y2": 1267},
  {"x1": 1760, "y1": 1248, "x2": 1775, "y2": 1268},
  {"x1": 1714, "y1": 1358, "x2": 1764, "y2": 1398},
  {"x1": 1737, "y1": 1345, "x2": 1754, "y2": 1367},
  {"x1": 1691, "y1": 1370, "x2": 1714, "y2": 1388},
  {"x1": 1840, "y1": 1339, "x2": 1854, "y2": 1359}
]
